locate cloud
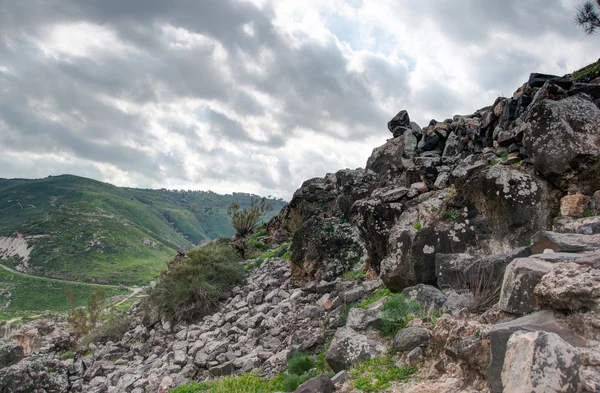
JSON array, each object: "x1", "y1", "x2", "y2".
[{"x1": 0, "y1": 0, "x2": 597, "y2": 199}]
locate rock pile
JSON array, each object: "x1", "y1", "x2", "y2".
[{"x1": 2, "y1": 70, "x2": 600, "y2": 393}]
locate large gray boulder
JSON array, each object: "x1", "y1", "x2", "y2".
[
  {"x1": 345, "y1": 307, "x2": 382, "y2": 331},
  {"x1": 517, "y1": 93, "x2": 600, "y2": 193},
  {"x1": 502, "y1": 331, "x2": 581, "y2": 393},
  {"x1": 393, "y1": 327, "x2": 430, "y2": 352},
  {"x1": 531, "y1": 231, "x2": 600, "y2": 254},
  {"x1": 534, "y1": 262, "x2": 600, "y2": 312},
  {"x1": 487, "y1": 310, "x2": 587, "y2": 393},
  {"x1": 326, "y1": 327, "x2": 383, "y2": 372},
  {"x1": 401, "y1": 284, "x2": 447, "y2": 310},
  {"x1": 498, "y1": 257, "x2": 554, "y2": 314},
  {"x1": 0, "y1": 344, "x2": 24, "y2": 368}
]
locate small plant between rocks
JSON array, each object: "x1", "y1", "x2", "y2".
[{"x1": 349, "y1": 356, "x2": 417, "y2": 392}]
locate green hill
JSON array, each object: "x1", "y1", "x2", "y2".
[{"x1": 0, "y1": 175, "x2": 286, "y2": 286}]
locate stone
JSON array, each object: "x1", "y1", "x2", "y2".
[
  {"x1": 528, "y1": 73, "x2": 572, "y2": 89},
  {"x1": 442, "y1": 292, "x2": 471, "y2": 315},
  {"x1": 406, "y1": 347, "x2": 424, "y2": 364},
  {"x1": 393, "y1": 327, "x2": 430, "y2": 352},
  {"x1": 516, "y1": 94, "x2": 600, "y2": 193},
  {"x1": 345, "y1": 308, "x2": 382, "y2": 331},
  {"x1": 553, "y1": 216, "x2": 600, "y2": 235},
  {"x1": 209, "y1": 361, "x2": 236, "y2": 377},
  {"x1": 498, "y1": 257, "x2": 554, "y2": 314},
  {"x1": 0, "y1": 344, "x2": 24, "y2": 368},
  {"x1": 326, "y1": 327, "x2": 383, "y2": 372},
  {"x1": 442, "y1": 132, "x2": 460, "y2": 159},
  {"x1": 401, "y1": 284, "x2": 447, "y2": 310},
  {"x1": 531, "y1": 231, "x2": 600, "y2": 254},
  {"x1": 534, "y1": 262, "x2": 600, "y2": 312},
  {"x1": 435, "y1": 253, "x2": 477, "y2": 289},
  {"x1": 330, "y1": 370, "x2": 348, "y2": 385},
  {"x1": 293, "y1": 374, "x2": 335, "y2": 393},
  {"x1": 502, "y1": 331, "x2": 581, "y2": 393},
  {"x1": 388, "y1": 110, "x2": 411, "y2": 136},
  {"x1": 560, "y1": 194, "x2": 590, "y2": 218},
  {"x1": 487, "y1": 310, "x2": 587, "y2": 393}
]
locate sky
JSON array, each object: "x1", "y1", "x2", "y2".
[{"x1": 0, "y1": 0, "x2": 597, "y2": 200}]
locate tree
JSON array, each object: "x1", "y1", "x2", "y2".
[
  {"x1": 577, "y1": 0, "x2": 600, "y2": 34},
  {"x1": 227, "y1": 197, "x2": 273, "y2": 237}
]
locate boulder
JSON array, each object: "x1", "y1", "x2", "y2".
[
  {"x1": 435, "y1": 253, "x2": 477, "y2": 289},
  {"x1": 326, "y1": 327, "x2": 383, "y2": 372},
  {"x1": 387, "y1": 110, "x2": 411, "y2": 138},
  {"x1": 290, "y1": 217, "x2": 366, "y2": 283},
  {"x1": 0, "y1": 344, "x2": 24, "y2": 368},
  {"x1": 293, "y1": 374, "x2": 334, "y2": 393},
  {"x1": 517, "y1": 94, "x2": 600, "y2": 193},
  {"x1": 553, "y1": 216, "x2": 600, "y2": 235},
  {"x1": 528, "y1": 73, "x2": 572, "y2": 89},
  {"x1": 487, "y1": 310, "x2": 587, "y2": 393},
  {"x1": 393, "y1": 327, "x2": 430, "y2": 352},
  {"x1": 366, "y1": 137, "x2": 405, "y2": 184},
  {"x1": 531, "y1": 231, "x2": 600, "y2": 254},
  {"x1": 401, "y1": 284, "x2": 447, "y2": 310},
  {"x1": 498, "y1": 257, "x2": 554, "y2": 314},
  {"x1": 345, "y1": 308, "x2": 382, "y2": 331},
  {"x1": 560, "y1": 194, "x2": 590, "y2": 218},
  {"x1": 502, "y1": 331, "x2": 581, "y2": 393},
  {"x1": 534, "y1": 262, "x2": 600, "y2": 312}
]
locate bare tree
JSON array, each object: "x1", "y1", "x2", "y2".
[{"x1": 577, "y1": 0, "x2": 600, "y2": 34}]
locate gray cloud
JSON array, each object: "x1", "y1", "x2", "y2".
[{"x1": 0, "y1": 0, "x2": 596, "y2": 198}]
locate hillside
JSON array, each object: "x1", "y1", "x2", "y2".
[{"x1": 0, "y1": 175, "x2": 285, "y2": 285}]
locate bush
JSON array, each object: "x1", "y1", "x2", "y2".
[
  {"x1": 287, "y1": 351, "x2": 314, "y2": 375},
  {"x1": 228, "y1": 197, "x2": 273, "y2": 237},
  {"x1": 380, "y1": 294, "x2": 422, "y2": 336},
  {"x1": 65, "y1": 288, "x2": 107, "y2": 335},
  {"x1": 282, "y1": 374, "x2": 302, "y2": 392},
  {"x1": 413, "y1": 221, "x2": 422, "y2": 231},
  {"x1": 171, "y1": 373, "x2": 286, "y2": 393},
  {"x1": 145, "y1": 242, "x2": 243, "y2": 323},
  {"x1": 80, "y1": 316, "x2": 132, "y2": 348},
  {"x1": 462, "y1": 263, "x2": 502, "y2": 314}
]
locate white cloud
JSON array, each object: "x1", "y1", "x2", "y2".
[{"x1": 0, "y1": 0, "x2": 597, "y2": 200}]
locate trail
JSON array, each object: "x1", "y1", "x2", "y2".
[{"x1": 0, "y1": 262, "x2": 134, "y2": 291}]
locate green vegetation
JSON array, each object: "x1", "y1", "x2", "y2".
[
  {"x1": 350, "y1": 356, "x2": 417, "y2": 392},
  {"x1": 0, "y1": 268, "x2": 128, "y2": 321},
  {"x1": 0, "y1": 175, "x2": 285, "y2": 285},
  {"x1": 343, "y1": 269, "x2": 366, "y2": 281},
  {"x1": 171, "y1": 373, "x2": 286, "y2": 393},
  {"x1": 355, "y1": 288, "x2": 391, "y2": 310},
  {"x1": 380, "y1": 294, "x2": 422, "y2": 336},
  {"x1": 227, "y1": 197, "x2": 273, "y2": 237},
  {"x1": 286, "y1": 352, "x2": 314, "y2": 375},
  {"x1": 574, "y1": 60, "x2": 600, "y2": 81},
  {"x1": 59, "y1": 351, "x2": 75, "y2": 360},
  {"x1": 145, "y1": 242, "x2": 244, "y2": 323},
  {"x1": 412, "y1": 221, "x2": 422, "y2": 231},
  {"x1": 500, "y1": 152, "x2": 509, "y2": 160},
  {"x1": 441, "y1": 209, "x2": 460, "y2": 221},
  {"x1": 584, "y1": 209, "x2": 596, "y2": 217},
  {"x1": 444, "y1": 186, "x2": 457, "y2": 201},
  {"x1": 488, "y1": 159, "x2": 502, "y2": 167},
  {"x1": 80, "y1": 316, "x2": 132, "y2": 348}
]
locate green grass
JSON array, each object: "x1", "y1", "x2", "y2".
[
  {"x1": 0, "y1": 175, "x2": 285, "y2": 285},
  {"x1": 412, "y1": 221, "x2": 421, "y2": 231},
  {"x1": 171, "y1": 373, "x2": 287, "y2": 393},
  {"x1": 343, "y1": 269, "x2": 366, "y2": 281},
  {"x1": 355, "y1": 288, "x2": 391, "y2": 310},
  {"x1": 350, "y1": 356, "x2": 417, "y2": 392},
  {"x1": 573, "y1": 60, "x2": 600, "y2": 81},
  {"x1": 0, "y1": 268, "x2": 129, "y2": 321}
]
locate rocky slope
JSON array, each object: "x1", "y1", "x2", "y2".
[{"x1": 2, "y1": 70, "x2": 600, "y2": 393}]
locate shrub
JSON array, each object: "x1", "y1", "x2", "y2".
[
  {"x1": 228, "y1": 197, "x2": 273, "y2": 237},
  {"x1": 441, "y1": 209, "x2": 459, "y2": 221},
  {"x1": 461, "y1": 263, "x2": 502, "y2": 314},
  {"x1": 380, "y1": 294, "x2": 422, "y2": 336},
  {"x1": 282, "y1": 374, "x2": 302, "y2": 392},
  {"x1": 287, "y1": 351, "x2": 314, "y2": 375},
  {"x1": 80, "y1": 316, "x2": 132, "y2": 348},
  {"x1": 145, "y1": 242, "x2": 243, "y2": 323},
  {"x1": 65, "y1": 288, "x2": 107, "y2": 335},
  {"x1": 171, "y1": 373, "x2": 286, "y2": 393},
  {"x1": 343, "y1": 269, "x2": 366, "y2": 281},
  {"x1": 356, "y1": 288, "x2": 391, "y2": 310},
  {"x1": 413, "y1": 221, "x2": 422, "y2": 231}
]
